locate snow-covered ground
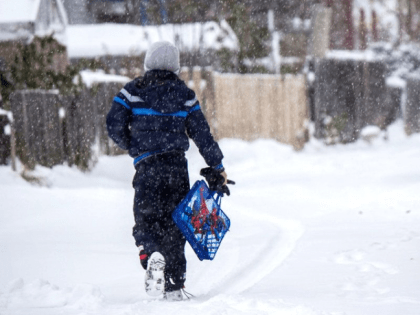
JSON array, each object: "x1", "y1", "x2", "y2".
[{"x1": 0, "y1": 120, "x2": 419, "y2": 315}]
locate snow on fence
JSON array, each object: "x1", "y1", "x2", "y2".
[
  {"x1": 313, "y1": 56, "x2": 401, "y2": 143},
  {"x1": 182, "y1": 68, "x2": 308, "y2": 150}
]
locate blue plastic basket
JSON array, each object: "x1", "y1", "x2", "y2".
[{"x1": 172, "y1": 180, "x2": 231, "y2": 261}]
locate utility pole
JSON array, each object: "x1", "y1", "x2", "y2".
[{"x1": 268, "y1": 9, "x2": 281, "y2": 74}]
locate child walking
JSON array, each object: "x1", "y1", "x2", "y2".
[{"x1": 106, "y1": 41, "x2": 233, "y2": 301}]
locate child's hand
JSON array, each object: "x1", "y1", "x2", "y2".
[
  {"x1": 200, "y1": 167, "x2": 235, "y2": 196},
  {"x1": 221, "y1": 171, "x2": 228, "y2": 185}
]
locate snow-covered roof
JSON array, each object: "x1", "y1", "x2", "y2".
[
  {"x1": 67, "y1": 21, "x2": 239, "y2": 59},
  {"x1": 0, "y1": 0, "x2": 41, "y2": 24},
  {"x1": 0, "y1": 0, "x2": 68, "y2": 44},
  {"x1": 79, "y1": 70, "x2": 130, "y2": 88}
]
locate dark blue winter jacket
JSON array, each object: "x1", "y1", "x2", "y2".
[{"x1": 106, "y1": 70, "x2": 224, "y2": 168}]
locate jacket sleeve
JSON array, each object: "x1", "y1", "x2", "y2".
[
  {"x1": 185, "y1": 99, "x2": 224, "y2": 168},
  {"x1": 106, "y1": 95, "x2": 132, "y2": 151}
]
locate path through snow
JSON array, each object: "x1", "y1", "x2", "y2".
[{"x1": 0, "y1": 121, "x2": 419, "y2": 314}]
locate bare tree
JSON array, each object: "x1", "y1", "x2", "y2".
[
  {"x1": 359, "y1": 9, "x2": 367, "y2": 50},
  {"x1": 327, "y1": 0, "x2": 354, "y2": 50}
]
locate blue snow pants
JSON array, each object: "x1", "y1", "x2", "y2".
[{"x1": 132, "y1": 151, "x2": 190, "y2": 292}]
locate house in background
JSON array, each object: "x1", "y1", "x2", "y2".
[
  {"x1": 0, "y1": 0, "x2": 68, "y2": 69},
  {"x1": 61, "y1": 0, "x2": 94, "y2": 24},
  {"x1": 67, "y1": 20, "x2": 239, "y2": 76},
  {"x1": 62, "y1": 0, "x2": 168, "y2": 25}
]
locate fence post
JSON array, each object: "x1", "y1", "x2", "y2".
[
  {"x1": 95, "y1": 82, "x2": 125, "y2": 156},
  {"x1": 212, "y1": 72, "x2": 221, "y2": 140},
  {"x1": 405, "y1": 76, "x2": 420, "y2": 135},
  {"x1": 294, "y1": 75, "x2": 309, "y2": 150},
  {"x1": 192, "y1": 67, "x2": 203, "y2": 106},
  {"x1": 61, "y1": 94, "x2": 75, "y2": 166},
  {"x1": 10, "y1": 91, "x2": 33, "y2": 169},
  {"x1": 10, "y1": 119, "x2": 16, "y2": 171},
  {"x1": 61, "y1": 90, "x2": 96, "y2": 170},
  {"x1": 314, "y1": 58, "x2": 362, "y2": 143},
  {"x1": 42, "y1": 91, "x2": 64, "y2": 167},
  {"x1": 275, "y1": 75, "x2": 285, "y2": 143},
  {"x1": 0, "y1": 112, "x2": 10, "y2": 165},
  {"x1": 357, "y1": 61, "x2": 388, "y2": 130},
  {"x1": 310, "y1": 5, "x2": 332, "y2": 59},
  {"x1": 179, "y1": 67, "x2": 190, "y2": 83},
  {"x1": 202, "y1": 68, "x2": 216, "y2": 134}
]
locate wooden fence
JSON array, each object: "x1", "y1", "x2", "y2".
[
  {"x1": 7, "y1": 62, "x2": 420, "y2": 170},
  {"x1": 9, "y1": 70, "x2": 309, "y2": 170},
  {"x1": 10, "y1": 83, "x2": 125, "y2": 170},
  {"x1": 313, "y1": 58, "x2": 401, "y2": 143},
  {"x1": 181, "y1": 68, "x2": 308, "y2": 150},
  {"x1": 10, "y1": 90, "x2": 64, "y2": 169}
]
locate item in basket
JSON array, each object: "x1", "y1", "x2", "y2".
[{"x1": 173, "y1": 180, "x2": 230, "y2": 260}]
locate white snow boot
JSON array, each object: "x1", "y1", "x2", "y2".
[
  {"x1": 164, "y1": 289, "x2": 183, "y2": 301},
  {"x1": 145, "y1": 252, "x2": 166, "y2": 296}
]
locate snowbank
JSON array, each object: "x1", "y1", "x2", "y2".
[{"x1": 0, "y1": 279, "x2": 103, "y2": 310}]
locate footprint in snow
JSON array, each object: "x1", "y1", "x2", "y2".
[
  {"x1": 334, "y1": 249, "x2": 365, "y2": 264},
  {"x1": 333, "y1": 249, "x2": 399, "y2": 298}
]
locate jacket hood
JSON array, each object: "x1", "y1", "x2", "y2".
[{"x1": 135, "y1": 70, "x2": 191, "y2": 114}]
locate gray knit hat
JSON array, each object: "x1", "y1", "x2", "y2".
[{"x1": 144, "y1": 41, "x2": 180, "y2": 74}]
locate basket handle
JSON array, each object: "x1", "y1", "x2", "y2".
[{"x1": 210, "y1": 191, "x2": 222, "y2": 206}]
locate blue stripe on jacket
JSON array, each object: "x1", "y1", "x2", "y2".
[
  {"x1": 133, "y1": 149, "x2": 166, "y2": 166},
  {"x1": 189, "y1": 104, "x2": 200, "y2": 113},
  {"x1": 114, "y1": 97, "x2": 131, "y2": 110},
  {"x1": 114, "y1": 97, "x2": 201, "y2": 118},
  {"x1": 132, "y1": 107, "x2": 188, "y2": 117}
]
